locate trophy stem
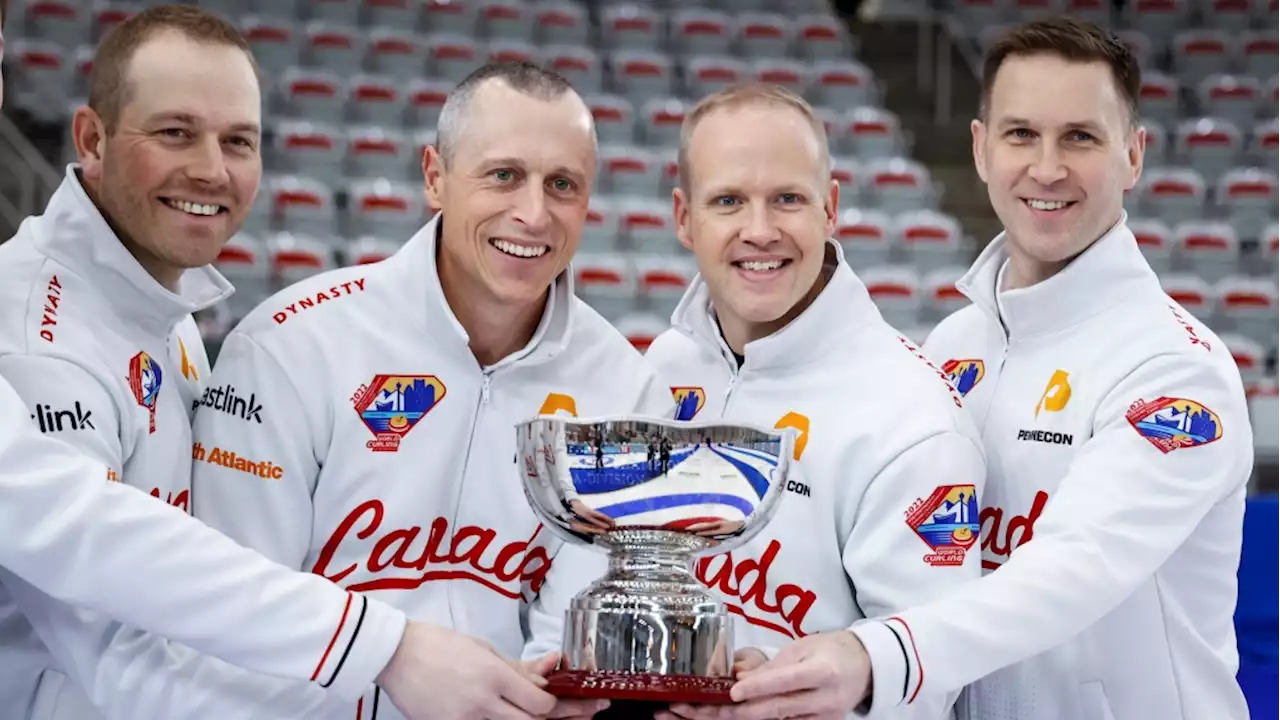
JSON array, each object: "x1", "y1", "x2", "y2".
[{"x1": 562, "y1": 529, "x2": 732, "y2": 679}]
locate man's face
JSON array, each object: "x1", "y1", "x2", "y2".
[
  {"x1": 76, "y1": 31, "x2": 261, "y2": 275},
  {"x1": 674, "y1": 103, "x2": 837, "y2": 336},
  {"x1": 424, "y1": 80, "x2": 595, "y2": 309},
  {"x1": 972, "y1": 54, "x2": 1143, "y2": 271}
]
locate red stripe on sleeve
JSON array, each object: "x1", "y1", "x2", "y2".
[{"x1": 312, "y1": 591, "x2": 354, "y2": 681}]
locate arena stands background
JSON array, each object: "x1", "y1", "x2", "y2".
[{"x1": 0, "y1": 0, "x2": 1275, "y2": 715}]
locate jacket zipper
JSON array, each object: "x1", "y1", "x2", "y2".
[
  {"x1": 445, "y1": 371, "x2": 493, "y2": 627},
  {"x1": 721, "y1": 370, "x2": 739, "y2": 418}
]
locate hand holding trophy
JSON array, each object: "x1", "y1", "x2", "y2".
[{"x1": 517, "y1": 416, "x2": 794, "y2": 706}]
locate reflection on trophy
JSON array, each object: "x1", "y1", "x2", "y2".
[{"x1": 517, "y1": 416, "x2": 794, "y2": 704}]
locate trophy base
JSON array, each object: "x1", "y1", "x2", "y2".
[{"x1": 545, "y1": 669, "x2": 735, "y2": 704}]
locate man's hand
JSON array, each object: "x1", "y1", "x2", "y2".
[
  {"x1": 567, "y1": 499, "x2": 615, "y2": 534},
  {"x1": 655, "y1": 648, "x2": 769, "y2": 720},
  {"x1": 518, "y1": 652, "x2": 611, "y2": 719},
  {"x1": 722, "y1": 630, "x2": 872, "y2": 720},
  {"x1": 377, "y1": 621, "x2": 559, "y2": 720}
]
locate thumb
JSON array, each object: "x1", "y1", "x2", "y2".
[
  {"x1": 757, "y1": 639, "x2": 810, "y2": 671},
  {"x1": 523, "y1": 651, "x2": 562, "y2": 678}
]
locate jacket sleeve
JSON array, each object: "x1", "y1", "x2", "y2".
[
  {"x1": 0, "y1": 568, "x2": 334, "y2": 719},
  {"x1": 850, "y1": 352, "x2": 1252, "y2": 713},
  {"x1": 0, "y1": 357, "x2": 404, "y2": 711}
]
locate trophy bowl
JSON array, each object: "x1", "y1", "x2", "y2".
[{"x1": 517, "y1": 415, "x2": 794, "y2": 705}]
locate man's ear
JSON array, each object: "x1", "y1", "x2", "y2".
[
  {"x1": 971, "y1": 118, "x2": 989, "y2": 184},
  {"x1": 423, "y1": 145, "x2": 445, "y2": 211},
  {"x1": 673, "y1": 186, "x2": 694, "y2": 253},
  {"x1": 73, "y1": 107, "x2": 108, "y2": 182}
]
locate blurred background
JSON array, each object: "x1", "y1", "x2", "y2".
[{"x1": 0, "y1": 0, "x2": 1274, "y2": 714}]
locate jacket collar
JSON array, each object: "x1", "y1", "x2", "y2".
[
  {"x1": 671, "y1": 240, "x2": 883, "y2": 372},
  {"x1": 957, "y1": 213, "x2": 1162, "y2": 340},
  {"x1": 388, "y1": 213, "x2": 574, "y2": 370},
  {"x1": 33, "y1": 166, "x2": 233, "y2": 338}
]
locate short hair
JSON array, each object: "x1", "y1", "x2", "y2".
[
  {"x1": 677, "y1": 83, "x2": 830, "y2": 193},
  {"x1": 980, "y1": 16, "x2": 1141, "y2": 127},
  {"x1": 436, "y1": 60, "x2": 585, "y2": 165},
  {"x1": 88, "y1": 5, "x2": 257, "y2": 133}
]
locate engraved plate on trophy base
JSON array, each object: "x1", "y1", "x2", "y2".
[{"x1": 544, "y1": 669, "x2": 735, "y2": 704}]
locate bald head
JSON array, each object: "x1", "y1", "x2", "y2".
[
  {"x1": 436, "y1": 61, "x2": 594, "y2": 167},
  {"x1": 678, "y1": 83, "x2": 830, "y2": 194}
]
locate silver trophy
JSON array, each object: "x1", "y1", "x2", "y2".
[{"x1": 517, "y1": 415, "x2": 793, "y2": 704}]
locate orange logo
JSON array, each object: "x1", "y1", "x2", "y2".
[
  {"x1": 538, "y1": 393, "x2": 579, "y2": 417},
  {"x1": 1035, "y1": 370, "x2": 1071, "y2": 418}
]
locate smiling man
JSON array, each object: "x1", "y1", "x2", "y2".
[
  {"x1": 0, "y1": 5, "x2": 265, "y2": 716},
  {"x1": 188, "y1": 60, "x2": 670, "y2": 720},
  {"x1": 527, "y1": 83, "x2": 986, "y2": 720},
  {"x1": 724, "y1": 17, "x2": 1253, "y2": 720}
]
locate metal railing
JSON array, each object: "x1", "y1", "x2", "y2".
[
  {"x1": 0, "y1": 114, "x2": 61, "y2": 238},
  {"x1": 913, "y1": 8, "x2": 984, "y2": 127}
]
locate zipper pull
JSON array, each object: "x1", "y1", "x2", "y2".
[{"x1": 723, "y1": 374, "x2": 736, "y2": 401}]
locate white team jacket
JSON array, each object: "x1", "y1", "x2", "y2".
[
  {"x1": 851, "y1": 217, "x2": 1253, "y2": 720},
  {"x1": 190, "y1": 214, "x2": 672, "y2": 719},
  {"x1": 527, "y1": 242, "x2": 987, "y2": 720},
  {"x1": 0, "y1": 168, "x2": 405, "y2": 719},
  {"x1": 0, "y1": 375, "x2": 406, "y2": 707}
]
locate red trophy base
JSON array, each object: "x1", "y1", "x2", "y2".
[{"x1": 545, "y1": 669, "x2": 735, "y2": 704}]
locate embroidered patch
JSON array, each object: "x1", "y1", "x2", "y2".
[
  {"x1": 1125, "y1": 397, "x2": 1222, "y2": 454},
  {"x1": 351, "y1": 375, "x2": 446, "y2": 452},
  {"x1": 941, "y1": 359, "x2": 985, "y2": 397},
  {"x1": 127, "y1": 351, "x2": 163, "y2": 434},
  {"x1": 671, "y1": 386, "x2": 706, "y2": 421},
  {"x1": 906, "y1": 485, "x2": 980, "y2": 567}
]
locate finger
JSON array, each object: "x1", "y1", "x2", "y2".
[
  {"x1": 522, "y1": 652, "x2": 562, "y2": 678},
  {"x1": 662, "y1": 703, "x2": 721, "y2": 720},
  {"x1": 732, "y1": 649, "x2": 768, "y2": 676},
  {"x1": 483, "y1": 697, "x2": 540, "y2": 720},
  {"x1": 721, "y1": 689, "x2": 832, "y2": 720},
  {"x1": 545, "y1": 698, "x2": 610, "y2": 718},
  {"x1": 497, "y1": 663, "x2": 559, "y2": 716},
  {"x1": 729, "y1": 663, "x2": 825, "y2": 702}
]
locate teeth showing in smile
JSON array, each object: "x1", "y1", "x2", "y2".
[
  {"x1": 1026, "y1": 199, "x2": 1070, "y2": 211},
  {"x1": 491, "y1": 238, "x2": 548, "y2": 258},
  {"x1": 164, "y1": 199, "x2": 222, "y2": 216},
  {"x1": 736, "y1": 259, "x2": 785, "y2": 271}
]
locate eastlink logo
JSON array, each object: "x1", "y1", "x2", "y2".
[
  {"x1": 196, "y1": 384, "x2": 263, "y2": 424},
  {"x1": 31, "y1": 402, "x2": 94, "y2": 432}
]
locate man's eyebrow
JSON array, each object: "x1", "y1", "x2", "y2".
[
  {"x1": 996, "y1": 117, "x2": 1107, "y2": 135},
  {"x1": 144, "y1": 112, "x2": 260, "y2": 135}
]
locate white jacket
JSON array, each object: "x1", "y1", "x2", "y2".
[
  {"x1": 0, "y1": 375, "x2": 406, "y2": 708},
  {"x1": 527, "y1": 242, "x2": 987, "y2": 720},
  {"x1": 0, "y1": 168, "x2": 405, "y2": 720},
  {"x1": 189, "y1": 214, "x2": 672, "y2": 719},
  {"x1": 851, "y1": 217, "x2": 1253, "y2": 720}
]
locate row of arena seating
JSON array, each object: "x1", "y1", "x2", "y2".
[
  {"x1": 207, "y1": 214, "x2": 1280, "y2": 350},
  {"x1": 1141, "y1": 73, "x2": 1277, "y2": 127},
  {"x1": 8, "y1": 0, "x2": 848, "y2": 57},
  {"x1": 229, "y1": 163, "x2": 1276, "y2": 246},
  {"x1": 952, "y1": 0, "x2": 1278, "y2": 40},
  {"x1": 6, "y1": 40, "x2": 882, "y2": 125},
  {"x1": 1142, "y1": 116, "x2": 1274, "y2": 183}
]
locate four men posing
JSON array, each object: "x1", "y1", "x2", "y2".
[{"x1": 0, "y1": 5, "x2": 1255, "y2": 720}]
